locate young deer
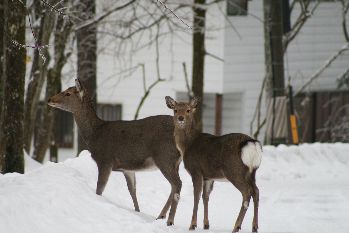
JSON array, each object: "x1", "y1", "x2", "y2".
[
  {"x1": 165, "y1": 96, "x2": 262, "y2": 233},
  {"x1": 47, "y1": 79, "x2": 182, "y2": 226}
]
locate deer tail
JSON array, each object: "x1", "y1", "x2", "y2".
[{"x1": 240, "y1": 140, "x2": 262, "y2": 173}]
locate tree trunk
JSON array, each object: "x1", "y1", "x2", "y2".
[
  {"x1": 32, "y1": 10, "x2": 72, "y2": 163},
  {"x1": 263, "y1": 0, "x2": 272, "y2": 98},
  {"x1": 0, "y1": 1, "x2": 5, "y2": 163},
  {"x1": 1, "y1": 0, "x2": 26, "y2": 173},
  {"x1": 76, "y1": 0, "x2": 97, "y2": 154},
  {"x1": 23, "y1": 1, "x2": 56, "y2": 154},
  {"x1": 263, "y1": 0, "x2": 285, "y2": 145},
  {"x1": 264, "y1": 0, "x2": 285, "y2": 97},
  {"x1": 192, "y1": 0, "x2": 206, "y2": 132},
  {"x1": 32, "y1": 69, "x2": 61, "y2": 162}
]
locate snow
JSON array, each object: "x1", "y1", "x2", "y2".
[{"x1": 1, "y1": 143, "x2": 349, "y2": 233}]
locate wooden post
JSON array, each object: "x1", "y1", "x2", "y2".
[{"x1": 215, "y1": 94, "x2": 223, "y2": 136}]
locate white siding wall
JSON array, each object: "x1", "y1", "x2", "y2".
[
  {"x1": 223, "y1": 0, "x2": 349, "y2": 137},
  {"x1": 286, "y1": 2, "x2": 349, "y2": 92},
  {"x1": 222, "y1": 92, "x2": 243, "y2": 134},
  {"x1": 223, "y1": 1, "x2": 265, "y2": 135}
]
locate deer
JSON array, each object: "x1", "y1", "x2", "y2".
[
  {"x1": 165, "y1": 96, "x2": 262, "y2": 233},
  {"x1": 47, "y1": 79, "x2": 182, "y2": 226}
]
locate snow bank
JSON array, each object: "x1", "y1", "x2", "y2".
[
  {"x1": 259, "y1": 143, "x2": 349, "y2": 181},
  {"x1": 24, "y1": 152, "x2": 42, "y2": 172},
  {"x1": 0, "y1": 144, "x2": 348, "y2": 233},
  {"x1": 0, "y1": 151, "x2": 183, "y2": 233}
]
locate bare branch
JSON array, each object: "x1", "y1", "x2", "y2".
[
  {"x1": 182, "y1": 62, "x2": 193, "y2": 99},
  {"x1": 74, "y1": 0, "x2": 136, "y2": 31},
  {"x1": 133, "y1": 23, "x2": 165, "y2": 120},
  {"x1": 41, "y1": 0, "x2": 68, "y2": 19},
  {"x1": 250, "y1": 74, "x2": 267, "y2": 138},
  {"x1": 283, "y1": 0, "x2": 320, "y2": 52},
  {"x1": 215, "y1": 1, "x2": 242, "y2": 39},
  {"x1": 341, "y1": 0, "x2": 349, "y2": 42},
  {"x1": 153, "y1": 0, "x2": 192, "y2": 29},
  {"x1": 205, "y1": 50, "x2": 224, "y2": 62},
  {"x1": 294, "y1": 43, "x2": 349, "y2": 96}
]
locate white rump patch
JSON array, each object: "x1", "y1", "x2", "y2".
[{"x1": 241, "y1": 142, "x2": 262, "y2": 173}]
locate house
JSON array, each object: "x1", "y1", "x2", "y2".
[{"x1": 54, "y1": 0, "x2": 349, "y2": 154}]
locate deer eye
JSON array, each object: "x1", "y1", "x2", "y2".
[
  {"x1": 186, "y1": 109, "x2": 190, "y2": 113},
  {"x1": 65, "y1": 93, "x2": 71, "y2": 96}
]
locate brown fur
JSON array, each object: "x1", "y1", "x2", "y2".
[
  {"x1": 165, "y1": 96, "x2": 260, "y2": 232},
  {"x1": 47, "y1": 81, "x2": 182, "y2": 226}
]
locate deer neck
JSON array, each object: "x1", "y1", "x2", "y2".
[
  {"x1": 174, "y1": 122, "x2": 200, "y2": 157},
  {"x1": 73, "y1": 102, "x2": 102, "y2": 144}
]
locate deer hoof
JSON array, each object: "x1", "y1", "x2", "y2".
[
  {"x1": 167, "y1": 221, "x2": 174, "y2": 226},
  {"x1": 189, "y1": 224, "x2": 197, "y2": 230},
  {"x1": 204, "y1": 224, "x2": 210, "y2": 230},
  {"x1": 156, "y1": 215, "x2": 166, "y2": 220}
]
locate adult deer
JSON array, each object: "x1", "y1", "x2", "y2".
[
  {"x1": 165, "y1": 96, "x2": 262, "y2": 233},
  {"x1": 47, "y1": 79, "x2": 182, "y2": 226}
]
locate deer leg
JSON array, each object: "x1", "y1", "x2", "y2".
[
  {"x1": 123, "y1": 171, "x2": 140, "y2": 212},
  {"x1": 202, "y1": 179, "x2": 214, "y2": 230},
  {"x1": 189, "y1": 174, "x2": 203, "y2": 230},
  {"x1": 156, "y1": 193, "x2": 173, "y2": 220},
  {"x1": 96, "y1": 163, "x2": 112, "y2": 195},
  {"x1": 157, "y1": 167, "x2": 182, "y2": 226},
  {"x1": 251, "y1": 176, "x2": 259, "y2": 233},
  {"x1": 232, "y1": 184, "x2": 252, "y2": 233}
]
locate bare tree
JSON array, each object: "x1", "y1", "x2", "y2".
[
  {"x1": 76, "y1": 0, "x2": 97, "y2": 154},
  {"x1": 251, "y1": 0, "x2": 324, "y2": 139},
  {"x1": 23, "y1": 0, "x2": 58, "y2": 154},
  {"x1": 33, "y1": 10, "x2": 73, "y2": 163},
  {"x1": 283, "y1": 0, "x2": 320, "y2": 53},
  {"x1": 192, "y1": 0, "x2": 207, "y2": 132},
  {"x1": 1, "y1": 0, "x2": 26, "y2": 173}
]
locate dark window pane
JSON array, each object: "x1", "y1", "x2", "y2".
[
  {"x1": 227, "y1": 0, "x2": 248, "y2": 16},
  {"x1": 54, "y1": 109, "x2": 74, "y2": 148},
  {"x1": 97, "y1": 104, "x2": 122, "y2": 121}
]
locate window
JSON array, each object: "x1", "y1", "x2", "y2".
[
  {"x1": 34, "y1": 103, "x2": 74, "y2": 148},
  {"x1": 54, "y1": 110, "x2": 74, "y2": 148},
  {"x1": 227, "y1": 0, "x2": 248, "y2": 16},
  {"x1": 97, "y1": 104, "x2": 122, "y2": 121}
]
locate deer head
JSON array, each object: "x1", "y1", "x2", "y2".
[
  {"x1": 48, "y1": 79, "x2": 87, "y2": 113},
  {"x1": 165, "y1": 96, "x2": 200, "y2": 129}
]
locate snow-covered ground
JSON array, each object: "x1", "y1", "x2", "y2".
[{"x1": 1, "y1": 143, "x2": 349, "y2": 233}]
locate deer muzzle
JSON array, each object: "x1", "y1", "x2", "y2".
[{"x1": 47, "y1": 98, "x2": 58, "y2": 107}]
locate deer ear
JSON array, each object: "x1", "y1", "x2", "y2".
[
  {"x1": 165, "y1": 96, "x2": 176, "y2": 109},
  {"x1": 75, "y1": 78, "x2": 84, "y2": 99},
  {"x1": 190, "y1": 96, "x2": 200, "y2": 109}
]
